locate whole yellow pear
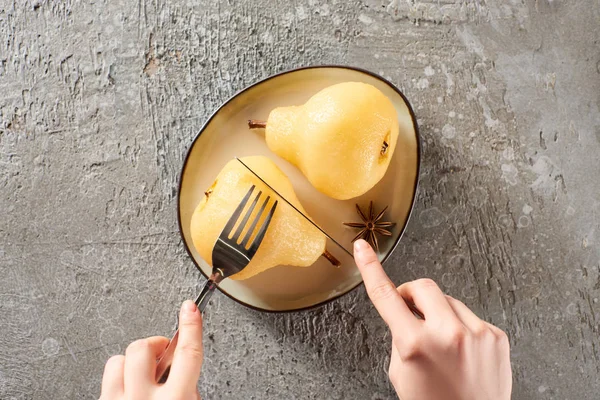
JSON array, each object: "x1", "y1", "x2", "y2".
[
  {"x1": 260, "y1": 82, "x2": 399, "y2": 200},
  {"x1": 190, "y1": 156, "x2": 337, "y2": 281}
]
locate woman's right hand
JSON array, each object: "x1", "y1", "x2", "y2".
[
  {"x1": 353, "y1": 239, "x2": 512, "y2": 400},
  {"x1": 100, "y1": 300, "x2": 204, "y2": 400}
]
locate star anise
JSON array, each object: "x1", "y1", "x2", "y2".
[{"x1": 343, "y1": 201, "x2": 395, "y2": 252}]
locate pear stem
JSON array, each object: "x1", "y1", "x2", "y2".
[
  {"x1": 248, "y1": 119, "x2": 267, "y2": 129},
  {"x1": 322, "y1": 249, "x2": 341, "y2": 267}
]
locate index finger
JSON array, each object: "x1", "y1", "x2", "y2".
[{"x1": 354, "y1": 240, "x2": 419, "y2": 334}]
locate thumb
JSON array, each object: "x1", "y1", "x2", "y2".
[{"x1": 167, "y1": 300, "x2": 204, "y2": 390}]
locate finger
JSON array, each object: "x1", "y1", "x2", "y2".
[
  {"x1": 167, "y1": 300, "x2": 204, "y2": 391},
  {"x1": 485, "y1": 321, "x2": 504, "y2": 336},
  {"x1": 397, "y1": 279, "x2": 456, "y2": 325},
  {"x1": 124, "y1": 336, "x2": 169, "y2": 393},
  {"x1": 101, "y1": 355, "x2": 125, "y2": 398},
  {"x1": 485, "y1": 321, "x2": 510, "y2": 348},
  {"x1": 445, "y1": 295, "x2": 488, "y2": 334},
  {"x1": 389, "y1": 342, "x2": 401, "y2": 378},
  {"x1": 354, "y1": 239, "x2": 419, "y2": 334}
]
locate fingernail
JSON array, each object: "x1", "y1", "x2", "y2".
[
  {"x1": 354, "y1": 239, "x2": 370, "y2": 252},
  {"x1": 182, "y1": 300, "x2": 197, "y2": 315}
]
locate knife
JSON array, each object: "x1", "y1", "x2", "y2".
[
  {"x1": 237, "y1": 157, "x2": 424, "y2": 318},
  {"x1": 235, "y1": 157, "x2": 353, "y2": 258}
]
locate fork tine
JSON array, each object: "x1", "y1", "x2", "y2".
[
  {"x1": 240, "y1": 195, "x2": 271, "y2": 247},
  {"x1": 247, "y1": 200, "x2": 278, "y2": 256},
  {"x1": 222, "y1": 185, "x2": 256, "y2": 236},
  {"x1": 231, "y1": 190, "x2": 262, "y2": 241}
]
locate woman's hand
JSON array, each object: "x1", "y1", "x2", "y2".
[
  {"x1": 354, "y1": 239, "x2": 512, "y2": 400},
  {"x1": 100, "y1": 300, "x2": 204, "y2": 400}
]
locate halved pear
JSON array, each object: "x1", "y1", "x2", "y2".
[
  {"x1": 190, "y1": 156, "x2": 339, "y2": 281},
  {"x1": 249, "y1": 82, "x2": 400, "y2": 200}
]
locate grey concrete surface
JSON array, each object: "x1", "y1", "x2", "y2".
[{"x1": 1, "y1": 0, "x2": 599, "y2": 399}]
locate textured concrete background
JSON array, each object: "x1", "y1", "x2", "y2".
[{"x1": 1, "y1": 0, "x2": 599, "y2": 399}]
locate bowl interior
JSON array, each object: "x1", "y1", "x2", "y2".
[{"x1": 179, "y1": 66, "x2": 419, "y2": 311}]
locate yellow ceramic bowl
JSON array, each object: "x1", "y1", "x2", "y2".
[{"x1": 178, "y1": 66, "x2": 421, "y2": 312}]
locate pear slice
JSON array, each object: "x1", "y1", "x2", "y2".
[
  {"x1": 249, "y1": 82, "x2": 400, "y2": 200},
  {"x1": 190, "y1": 156, "x2": 339, "y2": 281}
]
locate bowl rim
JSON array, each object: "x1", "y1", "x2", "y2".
[{"x1": 177, "y1": 65, "x2": 422, "y2": 313}]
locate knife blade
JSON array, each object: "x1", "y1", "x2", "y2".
[{"x1": 235, "y1": 157, "x2": 353, "y2": 258}]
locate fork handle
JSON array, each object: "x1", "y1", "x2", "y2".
[
  {"x1": 155, "y1": 271, "x2": 224, "y2": 383},
  {"x1": 197, "y1": 269, "x2": 224, "y2": 312}
]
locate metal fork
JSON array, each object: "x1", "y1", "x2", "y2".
[{"x1": 155, "y1": 185, "x2": 278, "y2": 382}]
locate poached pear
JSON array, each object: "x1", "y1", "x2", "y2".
[
  {"x1": 190, "y1": 156, "x2": 339, "y2": 281},
  {"x1": 249, "y1": 82, "x2": 399, "y2": 200}
]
